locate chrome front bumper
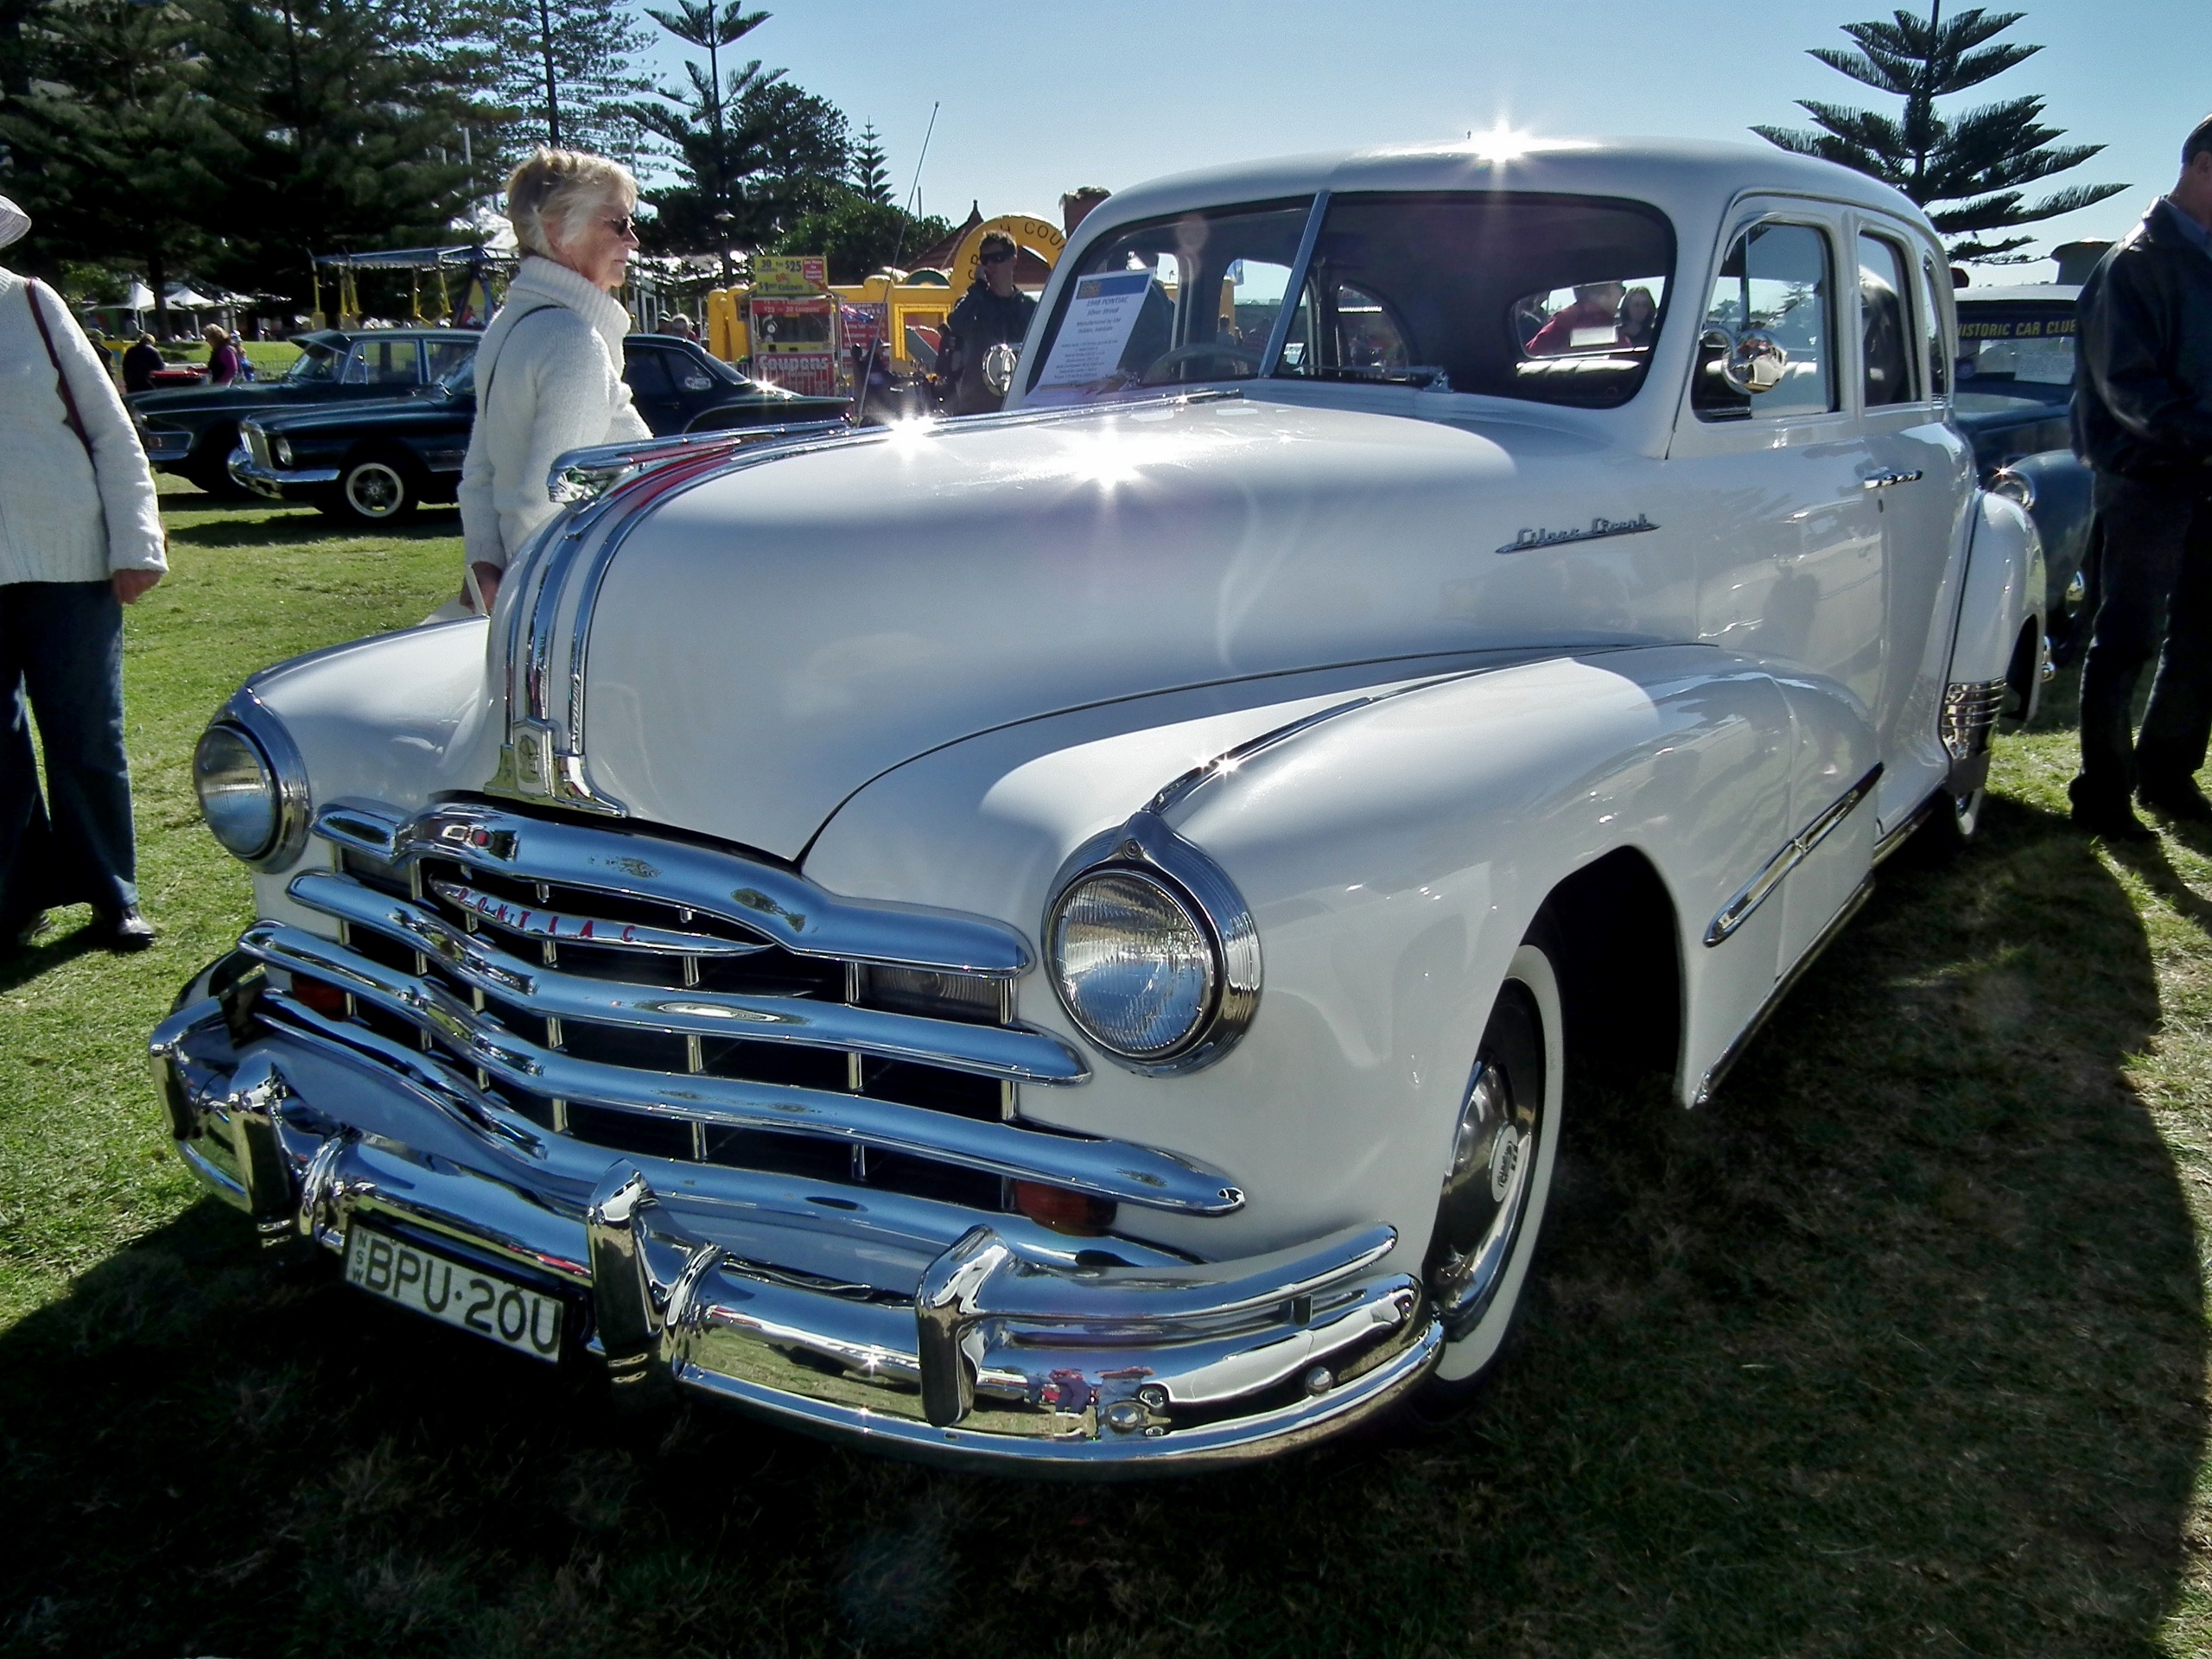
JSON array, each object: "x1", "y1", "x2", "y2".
[
  {"x1": 152, "y1": 957, "x2": 1439, "y2": 1473},
  {"x1": 229, "y1": 444, "x2": 339, "y2": 499}
]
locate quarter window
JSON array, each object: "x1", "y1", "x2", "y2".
[
  {"x1": 1694, "y1": 221, "x2": 1835, "y2": 422},
  {"x1": 1858, "y1": 233, "x2": 1916, "y2": 406}
]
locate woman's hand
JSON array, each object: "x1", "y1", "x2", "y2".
[
  {"x1": 112, "y1": 569, "x2": 162, "y2": 605},
  {"x1": 467, "y1": 562, "x2": 503, "y2": 614}
]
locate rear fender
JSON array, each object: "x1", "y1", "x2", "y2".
[{"x1": 1953, "y1": 490, "x2": 2047, "y2": 721}]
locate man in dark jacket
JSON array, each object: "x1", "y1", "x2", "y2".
[
  {"x1": 2069, "y1": 114, "x2": 2212, "y2": 838},
  {"x1": 121, "y1": 332, "x2": 162, "y2": 394},
  {"x1": 938, "y1": 232, "x2": 1035, "y2": 416}
]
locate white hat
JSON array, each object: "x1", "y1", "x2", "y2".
[{"x1": 0, "y1": 195, "x2": 27, "y2": 251}]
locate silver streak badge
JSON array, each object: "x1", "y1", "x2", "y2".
[{"x1": 1496, "y1": 513, "x2": 1658, "y2": 555}]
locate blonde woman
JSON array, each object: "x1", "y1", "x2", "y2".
[{"x1": 458, "y1": 148, "x2": 650, "y2": 615}]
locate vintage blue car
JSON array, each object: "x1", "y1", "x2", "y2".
[
  {"x1": 1951, "y1": 284, "x2": 2094, "y2": 658},
  {"x1": 131, "y1": 327, "x2": 483, "y2": 498},
  {"x1": 230, "y1": 333, "x2": 850, "y2": 525}
]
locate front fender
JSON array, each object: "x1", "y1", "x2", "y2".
[{"x1": 806, "y1": 645, "x2": 1832, "y2": 1273}]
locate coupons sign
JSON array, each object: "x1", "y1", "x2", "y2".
[{"x1": 1031, "y1": 270, "x2": 1152, "y2": 397}]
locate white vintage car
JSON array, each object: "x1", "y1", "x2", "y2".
[{"x1": 156, "y1": 137, "x2": 2044, "y2": 1472}]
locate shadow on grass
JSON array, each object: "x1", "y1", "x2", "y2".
[
  {"x1": 158, "y1": 501, "x2": 461, "y2": 552},
  {"x1": 0, "y1": 912, "x2": 108, "y2": 995},
  {"x1": 0, "y1": 793, "x2": 2200, "y2": 1656}
]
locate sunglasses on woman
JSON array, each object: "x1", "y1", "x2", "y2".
[{"x1": 604, "y1": 213, "x2": 639, "y2": 238}]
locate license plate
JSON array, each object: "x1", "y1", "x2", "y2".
[{"x1": 343, "y1": 1225, "x2": 564, "y2": 1363}]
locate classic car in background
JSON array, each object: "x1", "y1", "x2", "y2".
[
  {"x1": 1953, "y1": 284, "x2": 2095, "y2": 658},
  {"x1": 230, "y1": 334, "x2": 850, "y2": 524},
  {"x1": 158, "y1": 138, "x2": 2044, "y2": 1473},
  {"x1": 130, "y1": 327, "x2": 481, "y2": 497}
]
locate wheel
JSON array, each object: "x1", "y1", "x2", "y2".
[
  {"x1": 184, "y1": 430, "x2": 248, "y2": 498},
  {"x1": 1398, "y1": 925, "x2": 1565, "y2": 1425},
  {"x1": 319, "y1": 451, "x2": 420, "y2": 525}
]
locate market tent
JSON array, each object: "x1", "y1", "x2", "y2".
[{"x1": 123, "y1": 281, "x2": 155, "y2": 310}]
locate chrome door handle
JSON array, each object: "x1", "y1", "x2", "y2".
[{"x1": 1860, "y1": 468, "x2": 1923, "y2": 490}]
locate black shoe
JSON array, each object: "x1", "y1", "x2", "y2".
[
  {"x1": 2139, "y1": 779, "x2": 2212, "y2": 823},
  {"x1": 97, "y1": 905, "x2": 156, "y2": 951},
  {"x1": 3, "y1": 909, "x2": 47, "y2": 953},
  {"x1": 2070, "y1": 797, "x2": 2155, "y2": 842}
]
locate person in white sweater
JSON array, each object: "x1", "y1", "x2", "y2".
[
  {"x1": 458, "y1": 149, "x2": 651, "y2": 615},
  {"x1": 0, "y1": 194, "x2": 167, "y2": 952}
]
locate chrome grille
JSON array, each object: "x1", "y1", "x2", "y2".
[
  {"x1": 243, "y1": 424, "x2": 273, "y2": 470},
  {"x1": 229, "y1": 801, "x2": 1217, "y2": 1218}
]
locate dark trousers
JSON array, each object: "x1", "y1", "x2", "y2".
[
  {"x1": 2075, "y1": 473, "x2": 2212, "y2": 807},
  {"x1": 0, "y1": 580, "x2": 137, "y2": 920}
]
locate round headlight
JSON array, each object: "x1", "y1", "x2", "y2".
[
  {"x1": 272, "y1": 434, "x2": 293, "y2": 467},
  {"x1": 1989, "y1": 468, "x2": 2036, "y2": 512},
  {"x1": 194, "y1": 722, "x2": 279, "y2": 859},
  {"x1": 1049, "y1": 869, "x2": 1217, "y2": 1060}
]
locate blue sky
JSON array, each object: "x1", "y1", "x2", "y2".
[{"x1": 634, "y1": 0, "x2": 2208, "y2": 284}]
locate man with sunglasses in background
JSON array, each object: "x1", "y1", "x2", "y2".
[{"x1": 938, "y1": 231, "x2": 1035, "y2": 416}]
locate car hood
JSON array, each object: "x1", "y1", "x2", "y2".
[
  {"x1": 255, "y1": 391, "x2": 459, "y2": 431},
  {"x1": 490, "y1": 394, "x2": 1665, "y2": 859}
]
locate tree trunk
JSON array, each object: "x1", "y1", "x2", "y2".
[
  {"x1": 538, "y1": 0, "x2": 561, "y2": 147},
  {"x1": 149, "y1": 244, "x2": 168, "y2": 339}
]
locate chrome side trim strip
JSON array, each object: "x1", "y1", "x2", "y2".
[
  {"x1": 312, "y1": 803, "x2": 1033, "y2": 976},
  {"x1": 1694, "y1": 874, "x2": 1873, "y2": 1105},
  {"x1": 239, "y1": 924, "x2": 1236, "y2": 1214},
  {"x1": 289, "y1": 870, "x2": 1088, "y2": 1084},
  {"x1": 1705, "y1": 764, "x2": 1883, "y2": 947},
  {"x1": 547, "y1": 420, "x2": 850, "y2": 504}
]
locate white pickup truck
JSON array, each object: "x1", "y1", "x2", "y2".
[{"x1": 157, "y1": 136, "x2": 2043, "y2": 1473}]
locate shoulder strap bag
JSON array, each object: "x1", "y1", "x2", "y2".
[{"x1": 25, "y1": 279, "x2": 97, "y2": 464}]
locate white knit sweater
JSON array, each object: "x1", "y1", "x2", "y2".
[
  {"x1": 459, "y1": 256, "x2": 650, "y2": 571},
  {"x1": 0, "y1": 268, "x2": 165, "y2": 586}
]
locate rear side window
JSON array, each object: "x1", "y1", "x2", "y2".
[
  {"x1": 1858, "y1": 233, "x2": 1916, "y2": 406},
  {"x1": 341, "y1": 338, "x2": 423, "y2": 386},
  {"x1": 1694, "y1": 221, "x2": 1835, "y2": 422},
  {"x1": 623, "y1": 346, "x2": 672, "y2": 397}
]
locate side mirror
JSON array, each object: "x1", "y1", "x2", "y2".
[
  {"x1": 982, "y1": 342, "x2": 1020, "y2": 398},
  {"x1": 1701, "y1": 327, "x2": 1789, "y2": 396}
]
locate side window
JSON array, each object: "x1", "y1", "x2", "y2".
[
  {"x1": 1918, "y1": 253, "x2": 1949, "y2": 397},
  {"x1": 1858, "y1": 233, "x2": 1916, "y2": 406},
  {"x1": 424, "y1": 339, "x2": 475, "y2": 384},
  {"x1": 623, "y1": 346, "x2": 672, "y2": 397},
  {"x1": 1693, "y1": 221, "x2": 1835, "y2": 422},
  {"x1": 340, "y1": 338, "x2": 421, "y2": 386}
]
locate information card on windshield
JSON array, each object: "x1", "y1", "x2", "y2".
[{"x1": 1031, "y1": 271, "x2": 1152, "y2": 400}]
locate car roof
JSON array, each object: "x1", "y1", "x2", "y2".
[
  {"x1": 286, "y1": 327, "x2": 485, "y2": 350},
  {"x1": 1078, "y1": 136, "x2": 1937, "y2": 253},
  {"x1": 1955, "y1": 284, "x2": 2081, "y2": 304}
]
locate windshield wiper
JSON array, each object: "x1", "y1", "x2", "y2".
[{"x1": 1305, "y1": 365, "x2": 1451, "y2": 390}]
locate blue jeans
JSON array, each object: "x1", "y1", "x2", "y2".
[
  {"x1": 0, "y1": 580, "x2": 138, "y2": 919},
  {"x1": 2074, "y1": 474, "x2": 2212, "y2": 807}
]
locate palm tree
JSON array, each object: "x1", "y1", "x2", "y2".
[{"x1": 1753, "y1": 3, "x2": 2126, "y2": 264}]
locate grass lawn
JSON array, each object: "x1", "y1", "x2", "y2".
[{"x1": 5, "y1": 491, "x2": 2212, "y2": 1656}]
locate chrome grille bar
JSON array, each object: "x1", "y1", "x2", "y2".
[
  {"x1": 289, "y1": 869, "x2": 1086, "y2": 1084},
  {"x1": 238, "y1": 920, "x2": 1239, "y2": 1216},
  {"x1": 315, "y1": 802, "x2": 1030, "y2": 976}
]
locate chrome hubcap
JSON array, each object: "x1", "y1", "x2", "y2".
[
  {"x1": 1429, "y1": 987, "x2": 1545, "y2": 1338},
  {"x1": 346, "y1": 462, "x2": 404, "y2": 518}
]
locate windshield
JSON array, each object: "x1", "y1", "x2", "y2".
[
  {"x1": 1027, "y1": 191, "x2": 1675, "y2": 410},
  {"x1": 1954, "y1": 303, "x2": 2075, "y2": 405},
  {"x1": 283, "y1": 345, "x2": 341, "y2": 385}
]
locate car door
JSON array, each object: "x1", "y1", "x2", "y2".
[
  {"x1": 1853, "y1": 221, "x2": 1977, "y2": 830},
  {"x1": 1667, "y1": 204, "x2": 1885, "y2": 979}
]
